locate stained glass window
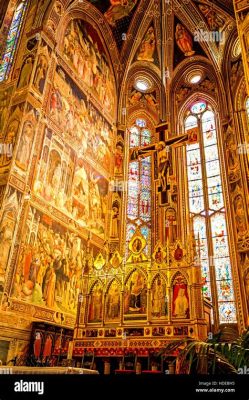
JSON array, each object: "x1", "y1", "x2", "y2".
[
  {"x1": 0, "y1": 0, "x2": 28, "y2": 82},
  {"x1": 126, "y1": 223, "x2": 136, "y2": 242},
  {"x1": 126, "y1": 119, "x2": 152, "y2": 256},
  {"x1": 185, "y1": 104, "x2": 237, "y2": 324},
  {"x1": 136, "y1": 118, "x2": 146, "y2": 128},
  {"x1": 190, "y1": 101, "x2": 207, "y2": 115}
]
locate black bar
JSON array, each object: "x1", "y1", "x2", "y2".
[{"x1": 0, "y1": 374, "x2": 246, "y2": 399}]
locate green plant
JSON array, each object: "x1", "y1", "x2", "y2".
[
  {"x1": 210, "y1": 327, "x2": 249, "y2": 370},
  {"x1": 158, "y1": 327, "x2": 249, "y2": 374}
]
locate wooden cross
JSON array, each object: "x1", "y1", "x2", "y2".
[{"x1": 129, "y1": 122, "x2": 196, "y2": 204}]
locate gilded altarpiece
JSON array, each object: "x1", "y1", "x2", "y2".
[{"x1": 74, "y1": 229, "x2": 207, "y2": 356}]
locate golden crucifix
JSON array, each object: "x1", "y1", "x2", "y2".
[{"x1": 129, "y1": 122, "x2": 191, "y2": 204}]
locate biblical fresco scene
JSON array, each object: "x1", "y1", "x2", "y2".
[
  {"x1": 136, "y1": 25, "x2": 158, "y2": 64},
  {"x1": 48, "y1": 66, "x2": 114, "y2": 174},
  {"x1": 11, "y1": 206, "x2": 99, "y2": 315},
  {"x1": 0, "y1": 187, "x2": 21, "y2": 293},
  {"x1": 34, "y1": 127, "x2": 109, "y2": 238},
  {"x1": 0, "y1": 104, "x2": 23, "y2": 178},
  {"x1": 63, "y1": 19, "x2": 115, "y2": 115}
]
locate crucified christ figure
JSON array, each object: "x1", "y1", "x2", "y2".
[
  {"x1": 157, "y1": 141, "x2": 171, "y2": 192},
  {"x1": 130, "y1": 131, "x2": 189, "y2": 197}
]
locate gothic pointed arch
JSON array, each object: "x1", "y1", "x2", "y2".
[
  {"x1": 43, "y1": 1, "x2": 120, "y2": 86},
  {"x1": 170, "y1": 270, "x2": 189, "y2": 286}
]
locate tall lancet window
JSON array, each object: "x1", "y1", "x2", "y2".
[
  {"x1": 126, "y1": 118, "x2": 152, "y2": 256},
  {"x1": 0, "y1": 0, "x2": 28, "y2": 82},
  {"x1": 185, "y1": 101, "x2": 237, "y2": 324}
]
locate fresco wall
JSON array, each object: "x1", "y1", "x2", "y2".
[
  {"x1": 63, "y1": 19, "x2": 116, "y2": 115},
  {"x1": 48, "y1": 66, "x2": 113, "y2": 173},
  {"x1": 33, "y1": 125, "x2": 109, "y2": 238},
  {"x1": 11, "y1": 206, "x2": 100, "y2": 315},
  {"x1": 0, "y1": 15, "x2": 117, "y2": 324}
]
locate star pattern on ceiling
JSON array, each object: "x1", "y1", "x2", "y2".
[{"x1": 86, "y1": 0, "x2": 141, "y2": 49}]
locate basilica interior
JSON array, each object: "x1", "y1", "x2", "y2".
[{"x1": 0, "y1": 0, "x2": 249, "y2": 374}]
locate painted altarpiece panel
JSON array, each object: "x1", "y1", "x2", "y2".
[
  {"x1": 88, "y1": 281, "x2": 103, "y2": 323},
  {"x1": 151, "y1": 275, "x2": 168, "y2": 319},
  {"x1": 124, "y1": 269, "x2": 147, "y2": 320},
  {"x1": 105, "y1": 279, "x2": 121, "y2": 322},
  {"x1": 172, "y1": 273, "x2": 190, "y2": 319}
]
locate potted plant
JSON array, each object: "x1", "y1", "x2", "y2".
[{"x1": 158, "y1": 327, "x2": 249, "y2": 374}]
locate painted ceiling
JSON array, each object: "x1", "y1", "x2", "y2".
[
  {"x1": 85, "y1": 0, "x2": 235, "y2": 63},
  {"x1": 87, "y1": 0, "x2": 141, "y2": 49}
]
